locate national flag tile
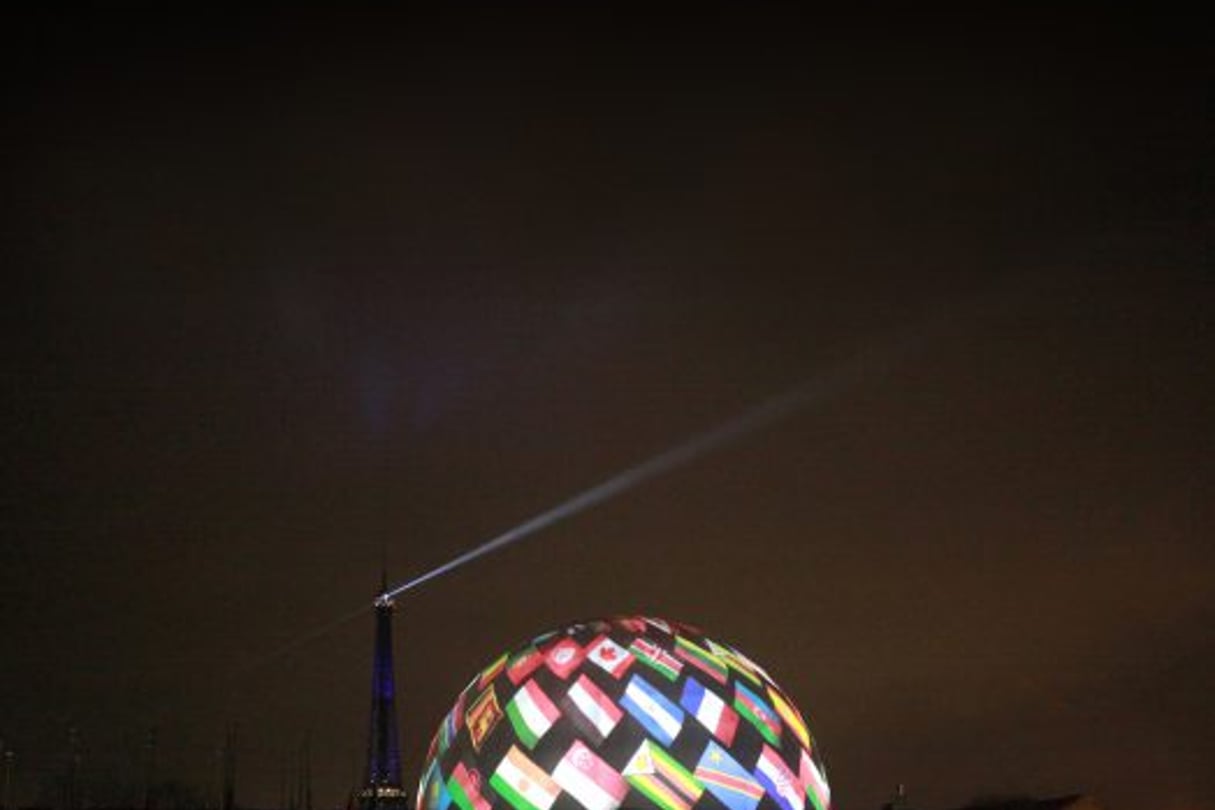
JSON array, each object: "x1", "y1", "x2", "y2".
[
  {"x1": 506, "y1": 647, "x2": 545, "y2": 686},
  {"x1": 643, "y1": 617, "x2": 673, "y2": 635},
  {"x1": 551, "y1": 740, "x2": 628, "y2": 810},
  {"x1": 544, "y1": 637, "x2": 585, "y2": 680},
  {"x1": 622, "y1": 739, "x2": 703, "y2": 810},
  {"x1": 437, "y1": 722, "x2": 452, "y2": 757},
  {"x1": 680, "y1": 677, "x2": 739, "y2": 746},
  {"x1": 629, "y1": 637, "x2": 683, "y2": 681},
  {"x1": 426, "y1": 728, "x2": 441, "y2": 763},
  {"x1": 561, "y1": 673, "x2": 623, "y2": 745},
  {"x1": 768, "y1": 687, "x2": 810, "y2": 750},
  {"x1": 694, "y1": 740, "x2": 764, "y2": 810},
  {"x1": 706, "y1": 639, "x2": 763, "y2": 688},
  {"x1": 421, "y1": 760, "x2": 452, "y2": 810},
  {"x1": 466, "y1": 685, "x2": 503, "y2": 752},
  {"x1": 734, "y1": 681, "x2": 782, "y2": 746},
  {"x1": 439, "y1": 691, "x2": 466, "y2": 755},
  {"x1": 614, "y1": 617, "x2": 647, "y2": 634},
  {"x1": 726, "y1": 645, "x2": 773, "y2": 682},
  {"x1": 797, "y1": 748, "x2": 830, "y2": 810},
  {"x1": 674, "y1": 636, "x2": 728, "y2": 684},
  {"x1": 452, "y1": 690, "x2": 468, "y2": 729},
  {"x1": 447, "y1": 762, "x2": 491, "y2": 810},
  {"x1": 585, "y1": 635, "x2": 634, "y2": 679},
  {"x1": 478, "y1": 652, "x2": 509, "y2": 690},
  {"x1": 754, "y1": 746, "x2": 804, "y2": 810},
  {"x1": 490, "y1": 746, "x2": 561, "y2": 810},
  {"x1": 669, "y1": 618, "x2": 703, "y2": 636},
  {"x1": 506, "y1": 679, "x2": 561, "y2": 749},
  {"x1": 619, "y1": 673, "x2": 684, "y2": 746}
]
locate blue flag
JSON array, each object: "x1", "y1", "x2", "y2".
[
  {"x1": 618, "y1": 673, "x2": 684, "y2": 746},
  {"x1": 694, "y1": 741, "x2": 764, "y2": 810}
]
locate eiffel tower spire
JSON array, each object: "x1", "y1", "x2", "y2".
[{"x1": 359, "y1": 575, "x2": 407, "y2": 810}]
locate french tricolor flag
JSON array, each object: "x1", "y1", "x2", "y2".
[{"x1": 680, "y1": 677, "x2": 739, "y2": 746}]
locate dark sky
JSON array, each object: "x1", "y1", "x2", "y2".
[{"x1": 3, "y1": 9, "x2": 1211, "y2": 810}]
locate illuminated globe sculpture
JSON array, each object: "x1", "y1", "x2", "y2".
[{"x1": 417, "y1": 616, "x2": 830, "y2": 810}]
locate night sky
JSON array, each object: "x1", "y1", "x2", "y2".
[{"x1": 3, "y1": 9, "x2": 1212, "y2": 810}]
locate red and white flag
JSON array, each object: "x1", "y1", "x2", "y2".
[
  {"x1": 552, "y1": 740, "x2": 628, "y2": 810},
  {"x1": 585, "y1": 635, "x2": 634, "y2": 679},
  {"x1": 562, "y1": 673, "x2": 623, "y2": 744},
  {"x1": 544, "y1": 637, "x2": 585, "y2": 680},
  {"x1": 798, "y1": 748, "x2": 830, "y2": 810}
]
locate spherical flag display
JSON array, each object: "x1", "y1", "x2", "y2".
[{"x1": 417, "y1": 616, "x2": 830, "y2": 810}]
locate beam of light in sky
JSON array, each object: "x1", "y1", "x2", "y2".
[
  {"x1": 227, "y1": 604, "x2": 373, "y2": 682},
  {"x1": 380, "y1": 336, "x2": 909, "y2": 603},
  {"x1": 236, "y1": 284, "x2": 992, "y2": 676},
  {"x1": 231, "y1": 345, "x2": 896, "y2": 679}
]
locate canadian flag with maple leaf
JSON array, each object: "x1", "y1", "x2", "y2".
[{"x1": 584, "y1": 634, "x2": 634, "y2": 678}]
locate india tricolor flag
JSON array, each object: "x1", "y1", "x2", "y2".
[
  {"x1": 562, "y1": 674, "x2": 623, "y2": 745},
  {"x1": 754, "y1": 745, "x2": 804, "y2": 810},
  {"x1": 551, "y1": 740, "x2": 628, "y2": 810},
  {"x1": 490, "y1": 746, "x2": 561, "y2": 810},
  {"x1": 680, "y1": 677, "x2": 739, "y2": 746},
  {"x1": 798, "y1": 748, "x2": 831, "y2": 810},
  {"x1": 622, "y1": 739, "x2": 704, "y2": 810},
  {"x1": 506, "y1": 680, "x2": 561, "y2": 749}
]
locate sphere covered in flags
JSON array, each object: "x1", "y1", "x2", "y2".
[{"x1": 417, "y1": 616, "x2": 830, "y2": 810}]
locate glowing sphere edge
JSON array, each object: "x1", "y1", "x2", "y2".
[{"x1": 417, "y1": 615, "x2": 831, "y2": 810}]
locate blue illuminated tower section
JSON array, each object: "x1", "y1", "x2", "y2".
[{"x1": 359, "y1": 579, "x2": 407, "y2": 810}]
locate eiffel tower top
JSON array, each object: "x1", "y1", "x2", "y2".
[{"x1": 360, "y1": 573, "x2": 406, "y2": 810}]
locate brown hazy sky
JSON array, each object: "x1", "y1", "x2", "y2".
[{"x1": 3, "y1": 9, "x2": 1211, "y2": 810}]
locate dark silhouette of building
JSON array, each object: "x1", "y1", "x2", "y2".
[{"x1": 358, "y1": 579, "x2": 407, "y2": 810}]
